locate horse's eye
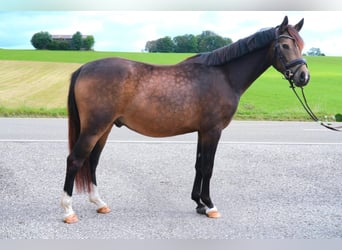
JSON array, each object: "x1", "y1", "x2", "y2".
[{"x1": 282, "y1": 44, "x2": 290, "y2": 49}]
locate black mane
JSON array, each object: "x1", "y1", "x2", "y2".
[{"x1": 187, "y1": 27, "x2": 277, "y2": 66}]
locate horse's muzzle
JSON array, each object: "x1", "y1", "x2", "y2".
[{"x1": 293, "y1": 64, "x2": 310, "y2": 87}]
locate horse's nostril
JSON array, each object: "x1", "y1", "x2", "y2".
[{"x1": 299, "y1": 71, "x2": 310, "y2": 85}]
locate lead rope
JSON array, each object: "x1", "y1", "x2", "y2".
[{"x1": 289, "y1": 82, "x2": 342, "y2": 132}]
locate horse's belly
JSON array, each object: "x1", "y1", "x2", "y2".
[{"x1": 121, "y1": 111, "x2": 198, "y2": 137}]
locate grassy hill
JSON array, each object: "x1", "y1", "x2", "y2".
[
  {"x1": 0, "y1": 49, "x2": 193, "y2": 64},
  {"x1": 0, "y1": 49, "x2": 341, "y2": 120}
]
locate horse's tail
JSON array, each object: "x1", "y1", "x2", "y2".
[{"x1": 68, "y1": 67, "x2": 92, "y2": 193}]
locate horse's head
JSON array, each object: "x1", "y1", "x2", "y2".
[{"x1": 272, "y1": 16, "x2": 310, "y2": 87}]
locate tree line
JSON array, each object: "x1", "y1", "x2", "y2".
[
  {"x1": 304, "y1": 47, "x2": 325, "y2": 56},
  {"x1": 31, "y1": 31, "x2": 95, "y2": 50},
  {"x1": 145, "y1": 30, "x2": 233, "y2": 53}
]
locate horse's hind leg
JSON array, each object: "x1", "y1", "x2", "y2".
[
  {"x1": 62, "y1": 134, "x2": 101, "y2": 223},
  {"x1": 88, "y1": 129, "x2": 112, "y2": 214}
]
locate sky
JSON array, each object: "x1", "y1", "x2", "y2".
[{"x1": 1, "y1": 11, "x2": 342, "y2": 56}]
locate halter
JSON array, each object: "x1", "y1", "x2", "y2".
[{"x1": 273, "y1": 33, "x2": 307, "y2": 87}]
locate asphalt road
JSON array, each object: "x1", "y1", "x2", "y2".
[{"x1": 0, "y1": 118, "x2": 341, "y2": 239}]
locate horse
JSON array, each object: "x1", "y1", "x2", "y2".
[{"x1": 61, "y1": 16, "x2": 310, "y2": 223}]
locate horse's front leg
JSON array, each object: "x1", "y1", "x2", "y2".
[
  {"x1": 191, "y1": 129, "x2": 222, "y2": 218},
  {"x1": 191, "y1": 136, "x2": 207, "y2": 214}
]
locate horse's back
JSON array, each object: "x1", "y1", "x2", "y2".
[{"x1": 78, "y1": 57, "x2": 139, "y2": 81}]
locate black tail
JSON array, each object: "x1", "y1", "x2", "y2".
[
  {"x1": 68, "y1": 68, "x2": 81, "y2": 153},
  {"x1": 68, "y1": 68, "x2": 92, "y2": 193}
]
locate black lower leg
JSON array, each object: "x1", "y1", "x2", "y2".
[
  {"x1": 89, "y1": 130, "x2": 110, "y2": 186},
  {"x1": 197, "y1": 129, "x2": 221, "y2": 211},
  {"x1": 63, "y1": 173, "x2": 76, "y2": 197},
  {"x1": 191, "y1": 172, "x2": 206, "y2": 214},
  {"x1": 63, "y1": 155, "x2": 84, "y2": 196},
  {"x1": 192, "y1": 140, "x2": 207, "y2": 214},
  {"x1": 200, "y1": 176, "x2": 214, "y2": 209}
]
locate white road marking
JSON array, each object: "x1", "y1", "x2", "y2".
[
  {"x1": 304, "y1": 129, "x2": 332, "y2": 132},
  {"x1": 0, "y1": 139, "x2": 341, "y2": 145}
]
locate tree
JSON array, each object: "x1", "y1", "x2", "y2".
[
  {"x1": 31, "y1": 31, "x2": 52, "y2": 50},
  {"x1": 31, "y1": 31, "x2": 95, "y2": 51},
  {"x1": 83, "y1": 35, "x2": 95, "y2": 50},
  {"x1": 47, "y1": 40, "x2": 70, "y2": 50},
  {"x1": 145, "y1": 40, "x2": 157, "y2": 52},
  {"x1": 307, "y1": 47, "x2": 325, "y2": 56},
  {"x1": 71, "y1": 31, "x2": 83, "y2": 50},
  {"x1": 173, "y1": 34, "x2": 198, "y2": 53},
  {"x1": 144, "y1": 30, "x2": 232, "y2": 53},
  {"x1": 197, "y1": 30, "x2": 232, "y2": 52},
  {"x1": 155, "y1": 36, "x2": 175, "y2": 52}
]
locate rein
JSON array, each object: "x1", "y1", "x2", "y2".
[
  {"x1": 274, "y1": 31, "x2": 342, "y2": 132},
  {"x1": 288, "y1": 81, "x2": 342, "y2": 132}
]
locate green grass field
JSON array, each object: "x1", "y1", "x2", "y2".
[
  {"x1": 0, "y1": 49, "x2": 341, "y2": 120},
  {"x1": 0, "y1": 49, "x2": 194, "y2": 64}
]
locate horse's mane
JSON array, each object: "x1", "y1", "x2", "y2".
[{"x1": 182, "y1": 27, "x2": 277, "y2": 66}]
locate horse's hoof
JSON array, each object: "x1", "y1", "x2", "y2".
[
  {"x1": 97, "y1": 206, "x2": 111, "y2": 214},
  {"x1": 63, "y1": 213, "x2": 79, "y2": 224},
  {"x1": 206, "y1": 210, "x2": 221, "y2": 218},
  {"x1": 206, "y1": 206, "x2": 221, "y2": 218},
  {"x1": 196, "y1": 206, "x2": 206, "y2": 215}
]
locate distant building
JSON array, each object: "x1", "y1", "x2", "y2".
[
  {"x1": 51, "y1": 34, "x2": 93, "y2": 50},
  {"x1": 51, "y1": 35, "x2": 89, "y2": 42}
]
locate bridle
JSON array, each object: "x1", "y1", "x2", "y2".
[
  {"x1": 273, "y1": 32, "x2": 307, "y2": 87},
  {"x1": 273, "y1": 30, "x2": 342, "y2": 132}
]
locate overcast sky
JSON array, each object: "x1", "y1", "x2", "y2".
[{"x1": 1, "y1": 11, "x2": 342, "y2": 56}]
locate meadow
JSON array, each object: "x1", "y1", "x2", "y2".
[{"x1": 0, "y1": 49, "x2": 341, "y2": 120}]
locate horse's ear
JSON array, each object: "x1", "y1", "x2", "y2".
[
  {"x1": 294, "y1": 18, "x2": 304, "y2": 32},
  {"x1": 279, "y1": 16, "x2": 289, "y2": 33}
]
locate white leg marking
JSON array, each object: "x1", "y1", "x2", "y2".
[
  {"x1": 89, "y1": 184, "x2": 107, "y2": 209},
  {"x1": 205, "y1": 205, "x2": 221, "y2": 218},
  {"x1": 61, "y1": 192, "x2": 75, "y2": 219},
  {"x1": 205, "y1": 206, "x2": 218, "y2": 215}
]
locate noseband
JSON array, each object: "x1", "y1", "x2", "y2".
[{"x1": 274, "y1": 33, "x2": 307, "y2": 86}]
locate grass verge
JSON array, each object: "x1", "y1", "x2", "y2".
[{"x1": 1, "y1": 50, "x2": 341, "y2": 120}]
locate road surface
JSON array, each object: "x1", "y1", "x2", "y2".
[{"x1": 0, "y1": 118, "x2": 341, "y2": 239}]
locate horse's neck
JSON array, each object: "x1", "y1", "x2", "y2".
[{"x1": 224, "y1": 47, "x2": 272, "y2": 96}]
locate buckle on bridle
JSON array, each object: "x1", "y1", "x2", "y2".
[
  {"x1": 283, "y1": 59, "x2": 306, "y2": 86},
  {"x1": 284, "y1": 69, "x2": 293, "y2": 80}
]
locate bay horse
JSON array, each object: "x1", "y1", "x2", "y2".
[{"x1": 61, "y1": 16, "x2": 310, "y2": 223}]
